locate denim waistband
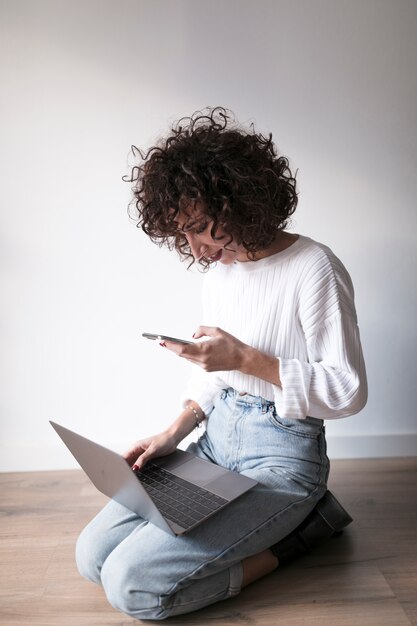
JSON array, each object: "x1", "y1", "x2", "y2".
[
  {"x1": 220, "y1": 387, "x2": 324, "y2": 427},
  {"x1": 220, "y1": 387, "x2": 274, "y2": 411}
]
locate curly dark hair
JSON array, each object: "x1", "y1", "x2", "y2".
[{"x1": 125, "y1": 107, "x2": 298, "y2": 268}]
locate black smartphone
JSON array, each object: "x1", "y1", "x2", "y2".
[{"x1": 142, "y1": 332, "x2": 194, "y2": 345}]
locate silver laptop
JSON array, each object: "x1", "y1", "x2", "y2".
[{"x1": 50, "y1": 421, "x2": 257, "y2": 536}]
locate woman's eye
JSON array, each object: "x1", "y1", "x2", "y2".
[
  {"x1": 180, "y1": 220, "x2": 210, "y2": 235},
  {"x1": 194, "y1": 221, "x2": 209, "y2": 234}
]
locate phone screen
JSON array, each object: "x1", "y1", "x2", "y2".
[{"x1": 142, "y1": 333, "x2": 193, "y2": 345}]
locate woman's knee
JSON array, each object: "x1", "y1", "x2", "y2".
[
  {"x1": 75, "y1": 524, "x2": 107, "y2": 585},
  {"x1": 101, "y1": 557, "x2": 168, "y2": 620},
  {"x1": 76, "y1": 501, "x2": 143, "y2": 585}
]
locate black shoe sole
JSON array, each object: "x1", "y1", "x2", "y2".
[
  {"x1": 315, "y1": 490, "x2": 353, "y2": 531},
  {"x1": 271, "y1": 490, "x2": 353, "y2": 565}
]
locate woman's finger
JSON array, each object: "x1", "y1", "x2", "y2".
[
  {"x1": 132, "y1": 449, "x2": 151, "y2": 471},
  {"x1": 192, "y1": 326, "x2": 220, "y2": 339}
]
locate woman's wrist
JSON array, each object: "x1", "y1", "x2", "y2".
[
  {"x1": 240, "y1": 345, "x2": 281, "y2": 387},
  {"x1": 166, "y1": 402, "x2": 205, "y2": 444},
  {"x1": 185, "y1": 404, "x2": 204, "y2": 429}
]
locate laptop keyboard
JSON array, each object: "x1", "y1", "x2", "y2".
[{"x1": 135, "y1": 463, "x2": 227, "y2": 529}]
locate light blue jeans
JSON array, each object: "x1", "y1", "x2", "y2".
[{"x1": 76, "y1": 388, "x2": 329, "y2": 620}]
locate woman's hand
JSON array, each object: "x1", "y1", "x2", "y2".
[
  {"x1": 124, "y1": 402, "x2": 205, "y2": 472},
  {"x1": 162, "y1": 326, "x2": 281, "y2": 386},
  {"x1": 123, "y1": 430, "x2": 178, "y2": 471},
  {"x1": 161, "y1": 326, "x2": 249, "y2": 372}
]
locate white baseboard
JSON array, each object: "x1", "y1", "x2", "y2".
[
  {"x1": 326, "y1": 433, "x2": 417, "y2": 459},
  {"x1": 1, "y1": 434, "x2": 417, "y2": 473}
]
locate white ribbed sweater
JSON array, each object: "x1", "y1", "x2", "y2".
[{"x1": 184, "y1": 235, "x2": 367, "y2": 420}]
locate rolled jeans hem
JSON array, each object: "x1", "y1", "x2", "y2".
[
  {"x1": 228, "y1": 561, "x2": 244, "y2": 596},
  {"x1": 156, "y1": 562, "x2": 244, "y2": 619}
]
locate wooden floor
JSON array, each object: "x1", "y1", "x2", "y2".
[{"x1": 0, "y1": 458, "x2": 416, "y2": 626}]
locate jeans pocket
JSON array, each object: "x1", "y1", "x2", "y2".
[{"x1": 267, "y1": 407, "x2": 323, "y2": 439}]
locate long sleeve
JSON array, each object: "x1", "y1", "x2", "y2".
[
  {"x1": 276, "y1": 312, "x2": 367, "y2": 419},
  {"x1": 274, "y1": 243, "x2": 367, "y2": 419},
  {"x1": 180, "y1": 235, "x2": 367, "y2": 421}
]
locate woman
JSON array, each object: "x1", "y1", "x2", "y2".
[{"x1": 76, "y1": 107, "x2": 367, "y2": 620}]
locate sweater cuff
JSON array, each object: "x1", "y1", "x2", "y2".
[{"x1": 273, "y1": 357, "x2": 311, "y2": 419}]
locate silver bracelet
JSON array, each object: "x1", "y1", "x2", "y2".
[{"x1": 186, "y1": 404, "x2": 203, "y2": 429}]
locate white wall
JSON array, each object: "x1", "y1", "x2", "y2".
[{"x1": 1, "y1": 0, "x2": 416, "y2": 471}]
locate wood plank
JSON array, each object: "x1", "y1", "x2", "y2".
[{"x1": 0, "y1": 459, "x2": 416, "y2": 625}]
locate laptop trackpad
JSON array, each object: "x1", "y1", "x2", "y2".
[{"x1": 171, "y1": 458, "x2": 227, "y2": 487}]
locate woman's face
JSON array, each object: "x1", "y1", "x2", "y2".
[{"x1": 174, "y1": 206, "x2": 248, "y2": 265}]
